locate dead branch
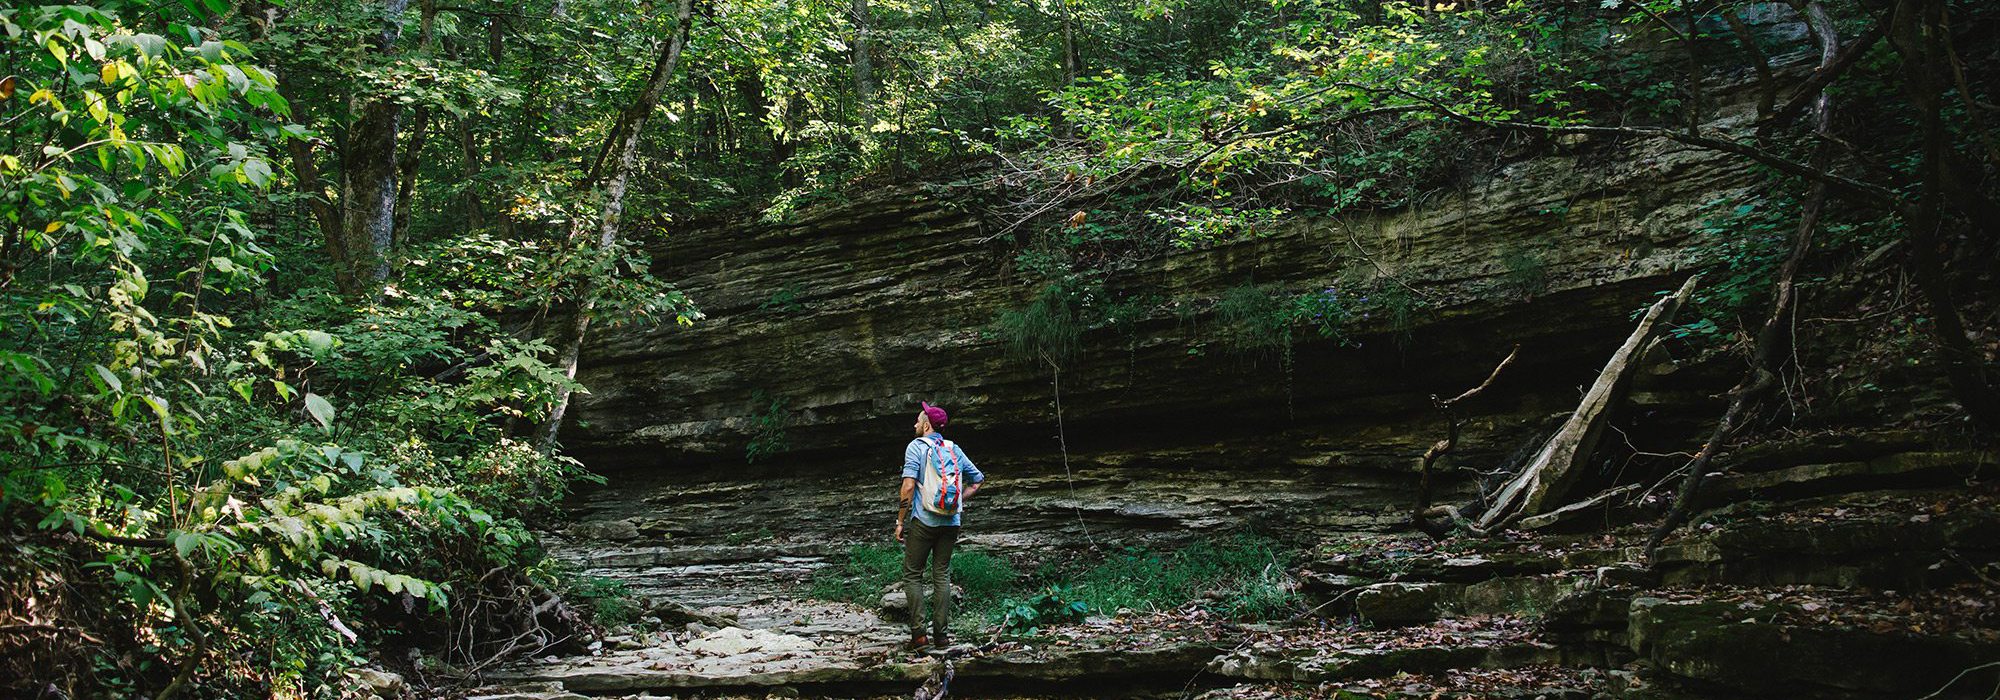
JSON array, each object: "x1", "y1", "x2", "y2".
[
  {"x1": 291, "y1": 580, "x2": 358, "y2": 644},
  {"x1": 1645, "y1": 0, "x2": 1842, "y2": 557},
  {"x1": 1761, "y1": 21, "x2": 1885, "y2": 130},
  {"x1": 1518, "y1": 483, "x2": 1641, "y2": 530},
  {"x1": 1477, "y1": 277, "x2": 1698, "y2": 532},
  {"x1": 1414, "y1": 345, "x2": 1520, "y2": 539},
  {"x1": 1721, "y1": 9, "x2": 1777, "y2": 116},
  {"x1": 1914, "y1": 661, "x2": 2000, "y2": 700}
]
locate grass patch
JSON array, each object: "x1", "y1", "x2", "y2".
[
  {"x1": 1064, "y1": 533, "x2": 1298, "y2": 619},
  {"x1": 807, "y1": 544, "x2": 902, "y2": 605},
  {"x1": 805, "y1": 534, "x2": 1299, "y2": 636}
]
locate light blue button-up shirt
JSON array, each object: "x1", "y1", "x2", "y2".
[{"x1": 902, "y1": 433, "x2": 984, "y2": 527}]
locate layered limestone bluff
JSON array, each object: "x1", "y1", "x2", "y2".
[
  {"x1": 567, "y1": 112, "x2": 1763, "y2": 481},
  {"x1": 507, "y1": 102, "x2": 2000, "y2": 699},
  {"x1": 541, "y1": 107, "x2": 1771, "y2": 609}
]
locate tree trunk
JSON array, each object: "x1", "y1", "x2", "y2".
[
  {"x1": 286, "y1": 133, "x2": 352, "y2": 294},
  {"x1": 1888, "y1": 0, "x2": 2000, "y2": 431},
  {"x1": 1476, "y1": 277, "x2": 1697, "y2": 531},
  {"x1": 1061, "y1": 5, "x2": 1078, "y2": 87},
  {"x1": 537, "y1": 0, "x2": 697, "y2": 454},
  {"x1": 338, "y1": 0, "x2": 413, "y2": 292},
  {"x1": 458, "y1": 117, "x2": 486, "y2": 230},
  {"x1": 391, "y1": 105, "x2": 432, "y2": 251},
  {"x1": 389, "y1": 0, "x2": 438, "y2": 250},
  {"x1": 852, "y1": 0, "x2": 875, "y2": 126}
]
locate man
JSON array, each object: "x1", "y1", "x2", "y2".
[{"x1": 896, "y1": 401, "x2": 985, "y2": 651}]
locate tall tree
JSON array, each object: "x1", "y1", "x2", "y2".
[
  {"x1": 340, "y1": 0, "x2": 415, "y2": 293},
  {"x1": 852, "y1": 0, "x2": 875, "y2": 125},
  {"x1": 538, "y1": 0, "x2": 700, "y2": 453}
]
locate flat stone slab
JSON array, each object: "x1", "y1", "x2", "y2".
[
  {"x1": 490, "y1": 600, "x2": 1234, "y2": 694},
  {"x1": 1208, "y1": 618, "x2": 1559, "y2": 683}
]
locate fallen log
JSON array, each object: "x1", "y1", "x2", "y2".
[
  {"x1": 1475, "y1": 276, "x2": 1698, "y2": 531},
  {"x1": 1517, "y1": 483, "x2": 1641, "y2": 531}
]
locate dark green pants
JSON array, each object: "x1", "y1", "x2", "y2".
[{"x1": 902, "y1": 517, "x2": 960, "y2": 637}]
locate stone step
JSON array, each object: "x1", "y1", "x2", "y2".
[
  {"x1": 1696, "y1": 449, "x2": 1997, "y2": 508},
  {"x1": 1629, "y1": 593, "x2": 2000, "y2": 698}
]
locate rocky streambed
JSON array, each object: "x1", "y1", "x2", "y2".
[
  {"x1": 480, "y1": 436, "x2": 1999, "y2": 699},
  {"x1": 542, "y1": 457, "x2": 1430, "y2": 608}
]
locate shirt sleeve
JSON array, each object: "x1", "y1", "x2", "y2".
[
  {"x1": 901, "y1": 439, "x2": 924, "y2": 480},
  {"x1": 956, "y1": 443, "x2": 984, "y2": 483}
]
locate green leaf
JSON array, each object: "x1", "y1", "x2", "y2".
[
  {"x1": 140, "y1": 395, "x2": 170, "y2": 422},
  {"x1": 297, "y1": 330, "x2": 336, "y2": 355},
  {"x1": 303, "y1": 392, "x2": 334, "y2": 429},
  {"x1": 242, "y1": 158, "x2": 273, "y2": 188},
  {"x1": 174, "y1": 531, "x2": 198, "y2": 557},
  {"x1": 93, "y1": 364, "x2": 122, "y2": 393}
]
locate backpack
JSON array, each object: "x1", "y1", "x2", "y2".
[{"x1": 917, "y1": 437, "x2": 964, "y2": 517}]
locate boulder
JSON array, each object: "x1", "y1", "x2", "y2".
[
  {"x1": 349, "y1": 668, "x2": 405, "y2": 696},
  {"x1": 644, "y1": 597, "x2": 737, "y2": 629}
]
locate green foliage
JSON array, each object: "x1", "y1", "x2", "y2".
[
  {"x1": 1677, "y1": 196, "x2": 1796, "y2": 344},
  {"x1": 744, "y1": 390, "x2": 790, "y2": 464},
  {"x1": 950, "y1": 550, "x2": 1021, "y2": 602},
  {"x1": 1061, "y1": 533, "x2": 1299, "y2": 620},
  {"x1": 994, "y1": 282, "x2": 1094, "y2": 368},
  {"x1": 808, "y1": 535, "x2": 1300, "y2": 638},
  {"x1": 1212, "y1": 284, "x2": 1361, "y2": 359},
  {"x1": 1371, "y1": 282, "x2": 1428, "y2": 346},
  {"x1": 1216, "y1": 284, "x2": 1297, "y2": 356},
  {"x1": 999, "y1": 585, "x2": 1093, "y2": 632},
  {"x1": 563, "y1": 572, "x2": 641, "y2": 628},
  {"x1": 0, "y1": 4, "x2": 624, "y2": 695},
  {"x1": 1499, "y1": 247, "x2": 1551, "y2": 300},
  {"x1": 758, "y1": 283, "x2": 811, "y2": 315}
]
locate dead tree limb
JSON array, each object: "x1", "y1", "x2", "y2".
[
  {"x1": 1477, "y1": 277, "x2": 1698, "y2": 532},
  {"x1": 1518, "y1": 483, "x2": 1641, "y2": 531},
  {"x1": 1413, "y1": 345, "x2": 1519, "y2": 539},
  {"x1": 291, "y1": 580, "x2": 358, "y2": 644}
]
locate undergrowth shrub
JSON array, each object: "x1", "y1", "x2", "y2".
[
  {"x1": 745, "y1": 390, "x2": 791, "y2": 464},
  {"x1": 807, "y1": 544, "x2": 903, "y2": 604},
  {"x1": 1063, "y1": 534, "x2": 1299, "y2": 619},
  {"x1": 993, "y1": 281, "x2": 1094, "y2": 367}
]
